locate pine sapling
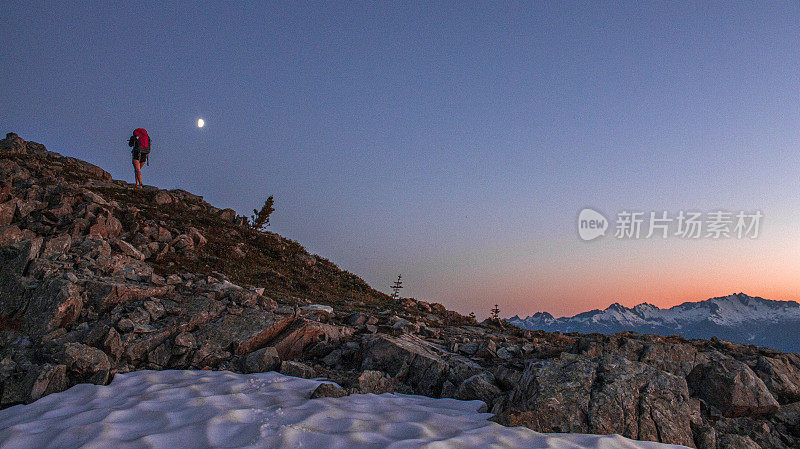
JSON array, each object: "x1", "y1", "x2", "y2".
[{"x1": 251, "y1": 196, "x2": 275, "y2": 231}]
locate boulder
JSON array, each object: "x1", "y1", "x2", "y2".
[
  {"x1": 142, "y1": 300, "x2": 165, "y2": 321},
  {"x1": 111, "y1": 239, "x2": 144, "y2": 261},
  {"x1": 103, "y1": 328, "x2": 123, "y2": 360},
  {"x1": 194, "y1": 309, "x2": 295, "y2": 356},
  {"x1": 82, "y1": 191, "x2": 109, "y2": 207},
  {"x1": 753, "y1": 355, "x2": 800, "y2": 404},
  {"x1": 0, "y1": 225, "x2": 34, "y2": 246},
  {"x1": 153, "y1": 191, "x2": 173, "y2": 205},
  {"x1": 88, "y1": 212, "x2": 122, "y2": 239},
  {"x1": 60, "y1": 342, "x2": 111, "y2": 384},
  {"x1": 688, "y1": 356, "x2": 780, "y2": 418},
  {"x1": 0, "y1": 133, "x2": 26, "y2": 153},
  {"x1": 174, "y1": 332, "x2": 196, "y2": 351},
  {"x1": 74, "y1": 237, "x2": 111, "y2": 259},
  {"x1": 360, "y1": 334, "x2": 448, "y2": 396},
  {"x1": 310, "y1": 383, "x2": 347, "y2": 399},
  {"x1": 188, "y1": 227, "x2": 207, "y2": 247},
  {"x1": 124, "y1": 331, "x2": 171, "y2": 364},
  {"x1": 716, "y1": 434, "x2": 762, "y2": 449},
  {"x1": 300, "y1": 304, "x2": 334, "y2": 322},
  {"x1": 455, "y1": 373, "x2": 501, "y2": 407},
  {"x1": 0, "y1": 237, "x2": 43, "y2": 274},
  {"x1": 279, "y1": 361, "x2": 315, "y2": 379},
  {"x1": 270, "y1": 318, "x2": 354, "y2": 360},
  {"x1": 1, "y1": 371, "x2": 36, "y2": 407},
  {"x1": 24, "y1": 278, "x2": 84, "y2": 341},
  {"x1": 84, "y1": 280, "x2": 173, "y2": 311},
  {"x1": 116, "y1": 318, "x2": 134, "y2": 333},
  {"x1": 498, "y1": 353, "x2": 696, "y2": 446},
  {"x1": 391, "y1": 316, "x2": 418, "y2": 333},
  {"x1": 357, "y1": 370, "x2": 395, "y2": 394},
  {"x1": 347, "y1": 312, "x2": 377, "y2": 327},
  {"x1": 0, "y1": 200, "x2": 18, "y2": 227},
  {"x1": 29, "y1": 364, "x2": 67, "y2": 402},
  {"x1": 218, "y1": 209, "x2": 236, "y2": 222},
  {"x1": 170, "y1": 234, "x2": 194, "y2": 252},
  {"x1": 147, "y1": 343, "x2": 172, "y2": 368},
  {"x1": 244, "y1": 346, "x2": 281, "y2": 373},
  {"x1": 42, "y1": 234, "x2": 72, "y2": 258}
]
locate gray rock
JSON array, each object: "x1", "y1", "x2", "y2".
[
  {"x1": 24, "y1": 278, "x2": 84, "y2": 342},
  {"x1": 142, "y1": 300, "x2": 165, "y2": 321},
  {"x1": 688, "y1": 356, "x2": 780, "y2": 418},
  {"x1": 147, "y1": 343, "x2": 171, "y2": 368},
  {"x1": 361, "y1": 334, "x2": 447, "y2": 396},
  {"x1": 42, "y1": 234, "x2": 72, "y2": 258},
  {"x1": 153, "y1": 191, "x2": 173, "y2": 206},
  {"x1": 716, "y1": 434, "x2": 762, "y2": 449},
  {"x1": 60, "y1": 342, "x2": 111, "y2": 384},
  {"x1": 455, "y1": 373, "x2": 501, "y2": 407},
  {"x1": 244, "y1": 347, "x2": 281, "y2": 373},
  {"x1": 310, "y1": 383, "x2": 347, "y2": 399},
  {"x1": 174, "y1": 332, "x2": 196, "y2": 348},
  {"x1": 498, "y1": 353, "x2": 695, "y2": 447},
  {"x1": 279, "y1": 361, "x2": 315, "y2": 379},
  {"x1": 116, "y1": 318, "x2": 134, "y2": 333},
  {"x1": 111, "y1": 239, "x2": 144, "y2": 261},
  {"x1": 753, "y1": 355, "x2": 800, "y2": 404},
  {"x1": 357, "y1": 370, "x2": 395, "y2": 394},
  {"x1": 29, "y1": 364, "x2": 67, "y2": 402}
]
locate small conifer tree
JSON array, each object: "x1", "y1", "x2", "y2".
[
  {"x1": 251, "y1": 196, "x2": 275, "y2": 231},
  {"x1": 490, "y1": 304, "x2": 500, "y2": 320},
  {"x1": 390, "y1": 275, "x2": 403, "y2": 299}
]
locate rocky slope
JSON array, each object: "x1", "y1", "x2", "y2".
[
  {"x1": 508, "y1": 294, "x2": 800, "y2": 353},
  {"x1": 1, "y1": 132, "x2": 799, "y2": 448}
]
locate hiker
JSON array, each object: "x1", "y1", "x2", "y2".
[{"x1": 128, "y1": 128, "x2": 151, "y2": 188}]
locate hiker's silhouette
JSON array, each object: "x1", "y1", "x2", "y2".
[{"x1": 128, "y1": 129, "x2": 150, "y2": 188}]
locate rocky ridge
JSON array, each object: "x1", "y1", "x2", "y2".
[{"x1": 1, "y1": 132, "x2": 799, "y2": 449}]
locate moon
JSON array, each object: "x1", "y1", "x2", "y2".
[{"x1": 197, "y1": 118, "x2": 205, "y2": 128}]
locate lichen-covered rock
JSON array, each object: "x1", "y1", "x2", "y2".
[{"x1": 688, "y1": 356, "x2": 780, "y2": 418}]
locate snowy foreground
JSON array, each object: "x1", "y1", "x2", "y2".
[{"x1": 0, "y1": 370, "x2": 690, "y2": 449}]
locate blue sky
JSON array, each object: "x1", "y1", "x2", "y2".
[{"x1": 2, "y1": 1, "x2": 798, "y2": 317}]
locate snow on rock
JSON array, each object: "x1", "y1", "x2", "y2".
[{"x1": 0, "y1": 370, "x2": 689, "y2": 449}]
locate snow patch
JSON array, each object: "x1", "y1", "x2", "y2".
[{"x1": 0, "y1": 370, "x2": 689, "y2": 448}]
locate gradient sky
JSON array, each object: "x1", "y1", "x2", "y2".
[{"x1": 2, "y1": 2, "x2": 798, "y2": 318}]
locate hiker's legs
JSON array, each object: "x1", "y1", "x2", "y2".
[{"x1": 133, "y1": 159, "x2": 143, "y2": 186}]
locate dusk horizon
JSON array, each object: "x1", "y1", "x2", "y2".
[{"x1": 3, "y1": 1, "x2": 798, "y2": 320}]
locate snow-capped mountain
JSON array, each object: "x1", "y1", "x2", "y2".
[{"x1": 508, "y1": 293, "x2": 800, "y2": 353}]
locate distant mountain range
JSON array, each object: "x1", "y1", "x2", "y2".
[{"x1": 507, "y1": 293, "x2": 800, "y2": 353}]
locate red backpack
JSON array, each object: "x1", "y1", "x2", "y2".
[{"x1": 133, "y1": 128, "x2": 150, "y2": 151}]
